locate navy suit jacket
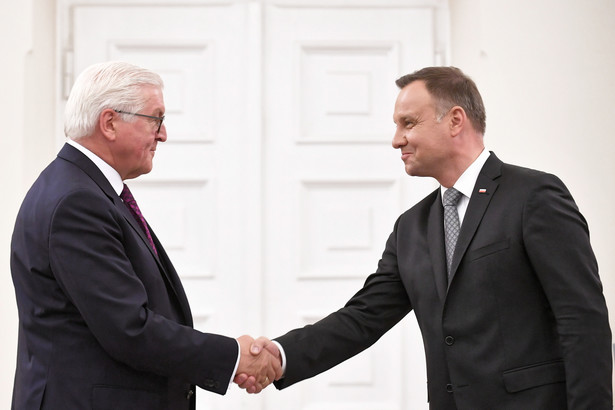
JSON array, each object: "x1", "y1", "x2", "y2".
[
  {"x1": 274, "y1": 153, "x2": 612, "y2": 409},
  {"x1": 11, "y1": 144, "x2": 238, "y2": 410}
]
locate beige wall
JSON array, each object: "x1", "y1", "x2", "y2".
[{"x1": 0, "y1": 0, "x2": 613, "y2": 406}]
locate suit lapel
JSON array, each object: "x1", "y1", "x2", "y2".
[
  {"x1": 427, "y1": 191, "x2": 448, "y2": 301},
  {"x1": 149, "y1": 230, "x2": 194, "y2": 326},
  {"x1": 448, "y1": 153, "x2": 502, "y2": 285},
  {"x1": 58, "y1": 143, "x2": 118, "y2": 202},
  {"x1": 114, "y1": 196, "x2": 160, "y2": 260},
  {"x1": 59, "y1": 144, "x2": 163, "y2": 263},
  {"x1": 58, "y1": 143, "x2": 191, "y2": 321},
  {"x1": 113, "y1": 189, "x2": 191, "y2": 321}
]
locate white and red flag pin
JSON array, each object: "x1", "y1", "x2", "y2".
[{"x1": 478, "y1": 188, "x2": 487, "y2": 194}]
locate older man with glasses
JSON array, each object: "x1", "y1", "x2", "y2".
[{"x1": 10, "y1": 61, "x2": 281, "y2": 410}]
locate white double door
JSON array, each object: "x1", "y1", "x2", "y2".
[{"x1": 58, "y1": 1, "x2": 445, "y2": 408}]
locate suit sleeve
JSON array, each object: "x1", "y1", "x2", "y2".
[
  {"x1": 48, "y1": 189, "x2": 238, "y2": 394},
  {"x1": 523, "y1": 174, "x2": 612, "y2": 409},
  {"x1": 274, "y1": 217, "x2": 412, "y2": 389}
]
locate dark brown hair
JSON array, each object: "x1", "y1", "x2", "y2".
[{"x1": 396, "y1": 67, "x2": 486, "y2": 135}]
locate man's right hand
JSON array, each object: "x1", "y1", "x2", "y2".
[{"x1": 235, "y1": 335, "x2": 282, "y2": 394}]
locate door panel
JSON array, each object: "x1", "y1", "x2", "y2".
[{"x1": 263, "y1": 3, "x2": 437, "y2": 409}]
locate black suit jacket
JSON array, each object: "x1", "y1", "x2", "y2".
[
  {"x1": 275, "y1": 153, "x2": 612, "y2": 409},
  {"x1": 11, "y1": 144, "x2": 238, "y2": 410}
]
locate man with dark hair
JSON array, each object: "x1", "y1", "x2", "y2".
[{"x1": 239, "y1": 66, "x2": 612, "y2": 409}]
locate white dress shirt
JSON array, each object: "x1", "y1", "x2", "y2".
[
  {"x1": 440, "y1": 149, "x2": 491, "y2": 225},
  {"x1": 66, "y1": 139, "x2": 124, "y2": 195}
]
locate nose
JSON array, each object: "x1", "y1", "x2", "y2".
[
  {"x1": 156, "y1": 124, "x2": 168, "y2": 142},
  {"x1": 392, "y1": 129, "x2": 407, "y2": 149}
]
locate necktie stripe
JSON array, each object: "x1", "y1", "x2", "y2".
[{"x1": 120, "y1": 184, "x2": 158, "y2": 256}]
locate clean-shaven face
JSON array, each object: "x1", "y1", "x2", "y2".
[
  {"x1": 113, "y1": 86, "x2": 167, "y2": 180},
  {"x1": 392, "y1": 81, "x2": 452, "y2": 179}
]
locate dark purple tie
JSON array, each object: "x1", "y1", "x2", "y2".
[{"x1": 120, "y1": 184, "x2": 158, "y2": 256}]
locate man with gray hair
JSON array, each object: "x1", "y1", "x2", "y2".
[{"x1": 10, "y1": 61, "x2": 280, "y2": 409}]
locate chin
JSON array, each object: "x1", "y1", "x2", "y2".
[{"x1": 136, "y1": 165, "x2": 153, "y2": 178}]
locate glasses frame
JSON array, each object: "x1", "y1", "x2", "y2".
[{"x1": 114, "y1": 109, "x2": 165, "y2": 133}]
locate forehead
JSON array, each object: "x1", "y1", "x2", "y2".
[
  {"x1": 140, "y1": 85, "x2": 165, "y2": 112},
  {"x1": 393, "y1": 80, "x2": 435, "y2": 118}
]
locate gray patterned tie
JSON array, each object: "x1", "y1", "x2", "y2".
[{"x1": 443, "y1": 187, "x2": 463, "y2": 275}]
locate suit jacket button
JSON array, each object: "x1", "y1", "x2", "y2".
[
  {"x1": 186, "y1": 389, "x2": 194, "y2": 399},
  {"x1": 446, "y1": 384, "x2": 453, "y2": 393},
  {"x1": 445, "y1": 336, "x2": 455, "y2": 345}
]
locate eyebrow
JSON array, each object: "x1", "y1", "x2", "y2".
[{"x1": 394, "y1": 114, "x2": 416, "y2": 123}]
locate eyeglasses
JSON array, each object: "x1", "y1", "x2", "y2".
[{"x1": 115, "y1": 110, "x2": 165, "y2": 133}]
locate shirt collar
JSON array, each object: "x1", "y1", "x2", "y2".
[
  {"x1": 441, "y1": 149, "x2": 491, "y2": 202},
  {"x1": 66, "y1": 139, "x2": 124, "y2": 196}
]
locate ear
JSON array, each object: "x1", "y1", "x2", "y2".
[
  {"x1": 449, "y1": 106, "x2": 466, "y2": 136},
  {"x1": 99, "y1": 109, "x2": 118, "y2": 141}
]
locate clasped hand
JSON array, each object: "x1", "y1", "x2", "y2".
[{"x1": 235, "y1": 336, "x2": 282, "y2": 394}]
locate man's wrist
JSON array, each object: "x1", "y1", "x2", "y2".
[{"x1": 272, "y1": 340, "x2": 286, "y2": 377}]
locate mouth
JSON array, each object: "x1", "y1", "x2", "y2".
[{"x1": 401, "y1": 152, "x2": 413, "y2": 161}]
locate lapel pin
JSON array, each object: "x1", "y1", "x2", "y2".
[{"x1": 478, "y1": 188, "x2": 487, "y2": 194}]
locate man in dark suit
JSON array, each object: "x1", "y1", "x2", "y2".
[
  {"x1": 10, "y1": 61, "x2": 281, "y2": 410},
  {"x1": 239, "y1": 67, "x2": 612, "y2": 408}
]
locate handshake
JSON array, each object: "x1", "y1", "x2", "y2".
[{"x1": 234, "y1": 335, "x2": 282, "y2": 394}]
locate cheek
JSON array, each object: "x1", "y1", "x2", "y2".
[
  {"x1": 137, "y1": 138, "x2": 153, "y2": 153},
  {"x1": 406, "y1": 130, "x2": 425, "y2": 147}
]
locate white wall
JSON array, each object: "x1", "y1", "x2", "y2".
[
  {"x1": 0, "y1": 1, "x2": 31, "y2": 407},
  {"x1": 0, "y1": 0, "x2": 56, "y2": 406},
  {"x1": 450, "y1": 0, "x2": 615, "y2": 333},
  {"x1": 0, "y1": 0, "x2": 613, "y2": 407}
]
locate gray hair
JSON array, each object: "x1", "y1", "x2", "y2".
[{"x1": 64, "y1": 61, "x2": 164, "y2": 140}]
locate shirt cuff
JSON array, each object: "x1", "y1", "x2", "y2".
[
  {"x1": 272, "y1": 340, "x2": 287, "y2": 377},
  {"x1": 228, "y1": 339, "x2": 241, "y2": 390}
]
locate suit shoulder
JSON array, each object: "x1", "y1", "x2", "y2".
[
  {"x1": 18, "y1": 158, "x2": 112, "y2": 223},
  {"x1": 33, "y1": 157, "x2": 105, "y2": 196},
  {"x1": 488, "y1": 162, "x2": 580, "y2": 215},
  {"x1": 499, "y1": 162, "x2": 567, "y2": 189}
]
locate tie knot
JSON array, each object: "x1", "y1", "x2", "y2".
[{"x1": 443, "y1": 187, "x2": 462, "y2": 206}]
